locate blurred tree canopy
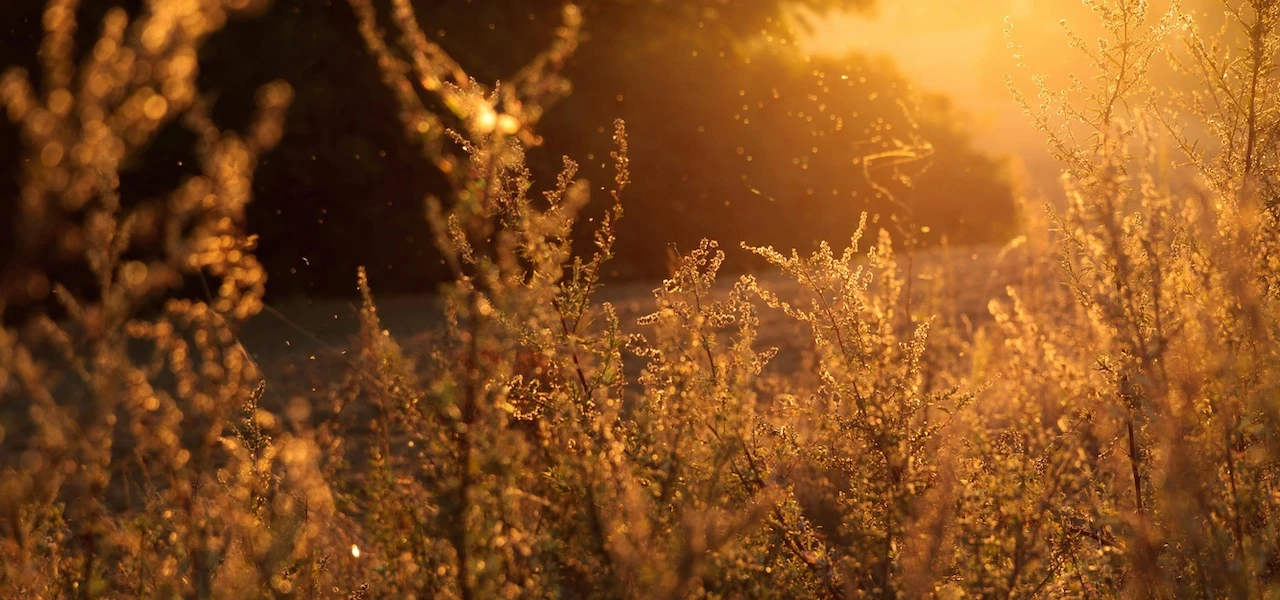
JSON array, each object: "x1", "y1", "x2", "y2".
[{"x1": 1, "y1": 0, "x2": 1015, "y2": 301}]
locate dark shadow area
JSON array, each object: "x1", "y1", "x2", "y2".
[{"x1": 2, "y1": 0, "x2": 1016, "y2": 310}]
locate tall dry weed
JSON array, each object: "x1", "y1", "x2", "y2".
[{"x1": 3, "y1": 0, "x2": 1279, "y2": 597}]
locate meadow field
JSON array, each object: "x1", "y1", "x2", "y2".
[{"x1": 3, "y1": 0, "x2": 1280, "y2": 598}]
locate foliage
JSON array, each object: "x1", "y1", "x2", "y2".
[
  {"x1": 2, "y1": 0, "x2": 1014, "y2": 298},
  {"x1": 0, "y1": 0, "x2": 333, "y2": 596},
  {"x1": 2, "y1": 0, "x2": 1280, "y2": 598}
]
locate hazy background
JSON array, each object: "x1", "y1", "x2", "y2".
[
  {"x1": 807, "y1": 0, "x2": 1054, "y2": 194},
  {"x1": 804, "y1": 0, "x2": 1215, "y2": 198},
  {"x1": 12, "y1": 0, "x2": 1240, "y2": 308}
]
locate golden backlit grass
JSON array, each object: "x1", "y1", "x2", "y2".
[{"x1": 2, "y1": 0, "x2": 1279, "y2": 597}]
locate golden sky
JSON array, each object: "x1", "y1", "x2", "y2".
[
  {"x1": 805, "y1": 1, "x2": 1033, "y2": 108},
  {"x1": 801, "y1": 0, "x2": 1199, "y2": 196}
]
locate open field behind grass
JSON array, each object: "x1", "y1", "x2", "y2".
[{"x1": 241, "y1": 243, "x2": 1032, "y2": 402}]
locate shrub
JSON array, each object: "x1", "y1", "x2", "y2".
[{"x1": 2, "y1": 0, "x2": 1279, "y2": 597}]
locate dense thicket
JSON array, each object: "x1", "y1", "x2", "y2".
[
  {"x1": 0, "y1": 0, "x2": 1014, "y2": 302},
  {"x1": 3, "y1": 0, "x2": 1279, "y2": 597}
]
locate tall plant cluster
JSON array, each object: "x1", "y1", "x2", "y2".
[
  {"x1": 973, "y1": 0, "x2": 1280, "y2": 594},
  {"x1": 0, "y1": 0, "x2": 341, "y2": 596},
  {"x1": 2, "y1": 0, "x2": 1279, "y2": 597}
]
